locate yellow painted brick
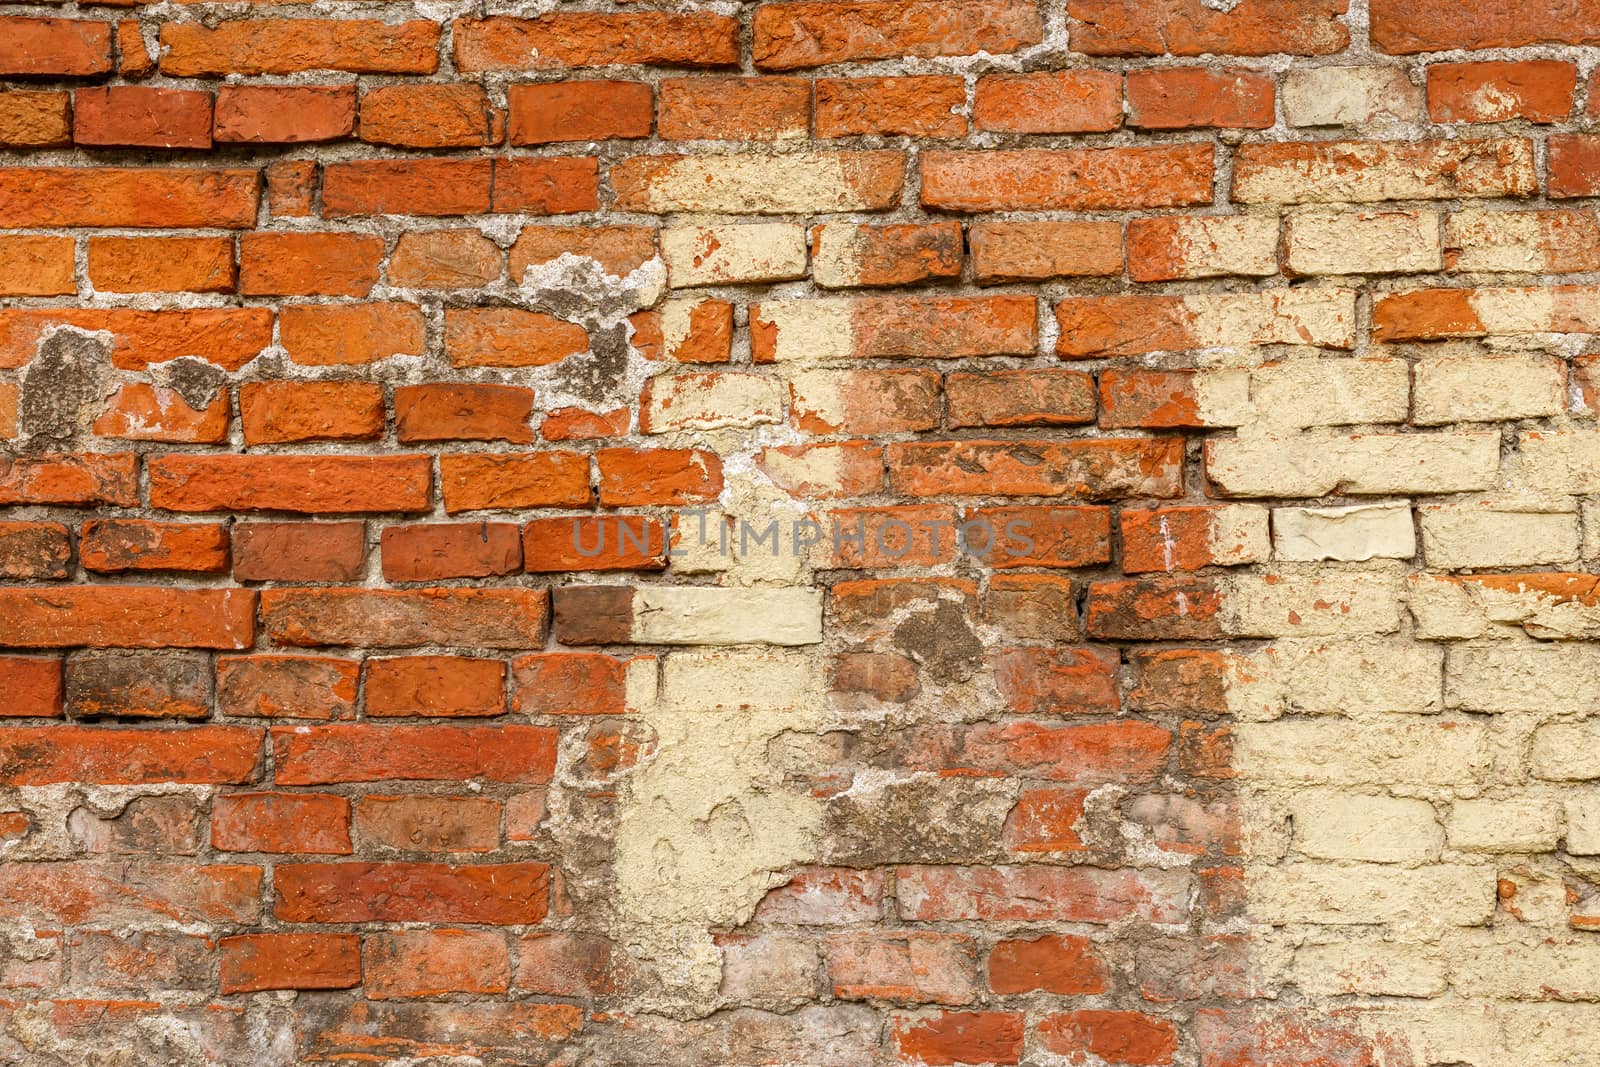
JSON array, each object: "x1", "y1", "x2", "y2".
[
  {"x1": 632, "y1": 587, "x2": 823, "y2": 646},
  {"x1": 1284, "y1": 210, "x2": 1442, "y2": 276},
  {"x1": 1207, "y1": 432, "x2": 1500, "y2": 497},
  {"x1": 1566, "y1": 791, "x2": 1600, "y2": 854},
  {"x1": 1235, "y1": 640, "x2": 1443, "y2": 719},
  {"x1": 1446, "y1": 797, "x2": 1562, "y2": 853},
  {"x1": 1273, "y1": 503, "x2": 1416, "y2": 562},
  {"x1": 661, "y1": 223, "x2": 808, "y2": 287},
  {"x1": 1223, "y1": 569, "x2": 1404, "y2": 638},
  {"x1": 1446, "y1": 208, "x2": 1600, "y2": 274},
  {"x1": 643, "y1": 372, "x2": 785, "y2": 433},
  {"x1": 1290, "y1": 941, "x2": 1447, "y2": 997},
  {"x1": 1451, "y1": 646, "x2": 1600, "y2": 715},
  {"x1": 1420, "y1": 499, "x2": 1580, "y2": 569},
  {"x1": 1289, "y1": 790, "x2": 1442, "y2": 863},
  {"x1": 1135, "y1": 215, "x2": 1278, "y2": 279},
  {"x1": 1450, "y1": 935, "x2": 1600, "y2": 999},
  {"x1": 1235, "y1": 138, "x2": 1537, "y2": 204},
  {"x1": 1532, "y1": 723, "x2": 1600, "y2": 780},
  {"x1": 1235, "y1": 718, "x2": 1490, "y2": 786},
  {"x1": 1409, "y1": 574, "x2": 1600, "y2": 642},
  {"x1": 1281, "y1": 66, "x2": 1422, "y2": 127},
  {"x1": 1516, "y1": 431, "x2": 1600, "y2": 494},
  {"x1": 1246, "y1": 358, "x2": 1410, "y2": 430},
  {"x1": 654, "y1": 649, "x2": 823, "y2": 713},
  {"x1": 1247, "y1": 863, "x2": 1495, "y2": 926},
  {"x1": 1413, "y1": 353, "x2": 1565, "y2": 425}
]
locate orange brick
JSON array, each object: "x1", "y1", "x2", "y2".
[
  {"x1": 381, "y1": 522, "x2": 524, "y2": 583},
  {"x1": 445, "y1": 308, "x2": 588, "y2": 368},
  {"x1": 232, "y1": 523, "x2": 367, "y2": 584},
  {"x1": 220, "y1": 933, "x2": 360, "y2": 994},
  {"x1": 0, "y1": 18, "x2": 113, "y2": 77},
  {"x1": 509, "y1": 81, "x2": 652, "y2": 145},
  {"x1": 596, "y1": 448, "x2": 724, "y2": 506},
  {"x1": 280, "y1": 303, "x2": 427, "y2": 366},
  {"x1": 755, "y1": 1, "x2": 1042, "y2": 69},
  {"x1": 658, "y1": 78, "x2": 807, "y2": 141},
  {"x1": 160, "y1": 19, "x2": 441, "y2": 76},
  {"x1": 80, "y1": 520, "x2": 229, "y2": 575},
  {"x1": 1428, "y1": 60, "x2": 1576, "y2": 123},
  {"x1": 395, "y1": 384, "x2": 535, "y2": 444},
  {"x1": 87, "y1": 236, "x2": 235, "y2": 294},
  {"x1": 815, "y1": 76, "x2": 966, "y2": 138},
  {"x1": 365, "y1": 656, "x2": 506, "y2": 718},
  {"x1": 355, "y1": 795, "x2": 501, "y2": 853},
  {"x1": 453, "y1": 12, "x2": 739, "y2": 71},
  {"x1": 364, "y1": 930, "x2": 510, "y2": 998},
  {"x1": 0, "y1": 236, "x2": 74, "y2": 297},
  {"x1": 93, "y1": 384, "x2": 230, "y2": 445},
  {"x1": 266, "y1": 159, "x2": 316, "y2": 217},
  {"x1": 214, "y1": 86, "x2": 355, "y2": 143},
  {"x1": 323, "y1": 158, "x2": 492, "y2": 217},
  {"x1": 923, "y1": 145, "x2": 1213, "y2": 212},
  {"x1": 239, "y1": 232, "x2": 384, "y2": 297},
  {"x1": 439, "y1": 452, "x2": 592, "y2": 513},
  {"x1": 0, "y1": 168, "x2": 258, "y2": 229},
  {"x1": 523, "y1": 517, "x2": 666, "y2": 573},
  {"x1": 1126, "y1": 67, "x2": 1274, "y2": 129},
  {"x1": 388, "y1": 229, "x2": 503, "y2": 289},
  {"x1": 361, "y1": 83, "x2": 501, "y2": 147},
  {"x1": 239, "y1": 381, "x2": 385, "y2": 445},
  {"x1": 73, "y1": 86, "x2": 212, "y2": 149},
  {"x1": 1070, "y1": 0, "x2": 1349, "y2": 56},
  {"x1": 217, "y1": 655, "x2": 359, "y2": 720},
  {"x1": 511, "y1": 225, "x2": 657, "y2": 281},
  {"x1": 975, "y1": 71, "x2": 1122, "y2": 133},
  {"x1": 212, "y1": 792, "x2": 352, "y2": 855},
  {"x1": 0, "y1": 91, "x2": 71, "y2": 148},
  {"x1": 969, "y1": 221, "x2": 1123, "y2": 282}
]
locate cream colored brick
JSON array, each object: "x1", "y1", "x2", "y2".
[
  {"x1": 1451, "y1": 645, "x2": 1600, "y2": 714},
  {"x1": 1566, "y1": 790, "x2": 1600, "y2": 854},
  {"x1": 1208, "y1": 505, "x2": 1273, "y2": 566},
  {"x1": 1410, "y1": 573, "x2": 1600, "y2": 642},
  {"x1": 1181, "y1": 289, "x2": 1358, "y2": 349},
  {"x1": 1447, "y1": 797, "x2": 1562, "y2": 853},
  {"x1": 1517, "y1": 431, "x2": 1600, "y2": 494},
  {"x1": 1420, "y1": 499, "x2": 1580, "y2": 569},
  {"x1": 1235, "y1": 718, "x2": 1489, "y2": 786},
  {"x1": 655, "y1": 649, "x2": 823, "y2": 713},
  {"x1": 1144, "y1": 215, "x2": 1278, "y2": 279},
  {"x1": 1532, "y1": 723, "x2": 1600, "y2": 780},
  {"x1": 1223, "y1": 570, "x2": 1403, "y2": 638},
  {"x1": 1450, "y1": 935, "x2": 1600, "y2": 999},
  {"x1": 1413, "y1": 353, "x2": 1565, "y2": 425},
  {"x1": 1290, "y1": 791, "x2": 1442, "y2": 863},
  {"x1": 1236, "y1": 139, "x2": 1536, "y2": 204},
  {"x1": 642, "y1": 372, "x2": 785, "y2": 433},
  {"x1": 632, "y1": 587, "x2": 823, "y2": 646},
  {"x1": 1207, "y1": 433, "x2": 1500, "y2": 497},
  {"x1": 661, "y1": 224, "x2": 808, "y2": 288},
  {"x1": 1236, "y1": 640, "x2": 1443, "y2": 718},
  {"x1": 1282, "y1": 66, "x2": 1421, "y2": 127},
  {"x1": 1273, "y1": 504, "x2": 1416, "y2": 563},
  {"x1": 1290, "y1": 941, "x2": 1447, "y2": 997},
  {"x1": 1248, "y1": 863, "x2": 1495, "y2": 926},
  {"x1": 1247, "y1": 358, "x2": 1410, "y2": 430},
  {"x1": 613, "y1": 152, "x2": 903, "y2": 214},
  {"x1": 1447, "y1": 208, "x2": 1600, "y2": 274},
  {"x1": 1497, "y1": 1004, "x2": 1600, "y2": 1067},
  {"x1": 1284, "y1": 211, "x2": 1442, "y2": 276}
]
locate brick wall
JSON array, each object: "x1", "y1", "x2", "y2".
[{"x1": 1, "y1": 0, "x2": 1598, "y2": 1063}]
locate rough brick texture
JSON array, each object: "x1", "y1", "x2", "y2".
[{"x1": 0, "y1": 4, "x2": 1594, "y2": 1065}]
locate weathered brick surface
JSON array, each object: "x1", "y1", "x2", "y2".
[{"x1": 0, "y1": 6, "x2": 1590, "y2": 1065}]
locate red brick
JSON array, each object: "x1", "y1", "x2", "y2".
[
  {"x1": 897, "y1": 864, "x2": 1187, "y2": 923},
  {"x1": 0, "y1": 235, "x2": 74, "y2": 296},
  {"x1": 239, "y1": 232, "x2": 384, "y2": 297},
  {"x1": 73, "y1": 86, "x2": 211, "y2": 149},
  {"x1": 453, "y1": 13, "x2": 739, "y2": 71},
  {"x1": 815, "y1": 76, "x2": 967, "y2": 138},
  {"x1": 892, "y1": 1011, "x2": 1025, "y2": 1067},
  {"x1": 1099, "y1": 369, "x2": 1203, "y2": 429},
  {"x1": 231, "y1": 522, "x2": 367, "y2": 583},
  {"x1": 1372, "y1": 0, "x2": 1600, "y2": 52},
  {"x1": 1121, "y1": 507, "x2": 1247, "y2": 573},
  {"x1": 992, "y1": 647, "x2": 1119, "y2": 716},
  {"x1": 515, "y1": 932, "x2": 621, "y2": 996},
  {"x1": 214, "y1": 85, "x2": 355, "y2": 143},
  {"x1": 87, "y1": 236, "x2": 234, "y2": 294},
  {"x1": 1039, "y1": 1011, "x2": 1179, "y2": 1066},
  {"x1": 509, "y1": 81, "x2": 652, "y2": 145},
  {"x1": 64, "y1": 651, "x2": 210, "y2": 720},
  {"x1": 1069, "y1": 0, "x2": 1349, "y2": 56},
  {"x1": 524, "y1": 516, "x2": 666, "y2": 573},
  {"x1": 0, "y1": 725, "x2": 260, "y2": 785},
  {"x1": 969, "y1": 220, "x2": 1123, "y2": 282},
  {"x1": 260, "y1": 587, "x2": 546, "y2": 650},
  {"x1": 1428, "y1": 60, "x2": 1576, "y2": 123},
  {"x1": 93, "y1": 385, "x2": 229, "y2": 444},
  {"x1": 491, "y1": 156, "x2": 600, "y2": 214},
  {"x1": 597, "y1": 448, "x2": 724, "y2": 506},
  {"x1": 988, "y1": 935, "x2": 1108, "y2": 994},
  {"x1": 211, "y1": 792, "x2": 352, "y2": 854},
  {"x1": 280, "y1": 302, "x2": 427, "y2": 366},
  {"x1": 0, "y1": 168, "x2": 258, "y2": 229},
  {"x1": 812, "y1": 221, "x2": 963, "y2": 288},
  {"x1": 1126, "y1": 68, "x2": 1274, "y2": 129},
  {"x1": 0, "y1": 91, "x2": 71, "y2": 148},
  {"x1": 827, "y1": 931, "x2": 977, "y2": 1005},
  {"x1": 323, "y1": 158, "x2": 492, "y2": 217},
  {"x1": 1127, "y1": 650, "x2": 1230, "y2": 716},
  {"x1": 0, "y1": 18, "x2": 113, "y2": 77},
  {"x1": 832, "y1": 651, "x2": 920, "y2": 704},
  {"x1": 266, "y1": 159, "x2": 316, "y2": 217},
  {"x1": 273, "y1": 723, "x2": 556, "y2": 785},
  {"x1": 975, "y1": 71, "x2": 1122, "y2": 133},
  {"x1": 0, "y1": 657, "x2": 64, "y2": 718},
  {"x1": 0, "y1": 453, "x2": 134, "y2": 508},
  {"x1": 68, "y1": 930, "x2": 210, "y2": 991},
  {"x1": 219, "y1": 933, "x2": 360, "y2": 994},
  {"x1": 160, "y1": 19, "x2": 441, "y2": 76},
  {"x1": 389, "y1": 229, "x2": 503, "y2": 289},
  {"x1": 216, "y1": 655, "x2": 359, "y2": 720},
  {"x1": 440, "y1": 452, "x2": 591, "y2": 513},
  {"x1": 382, "y1": 522, "x2": 523, "y2": 582},
  {"x1": 239, "y1": 381, "x2": 384, "y2": 445},
  {"x1": 0, "y1": 587, "x2": 254, "y2": 650},
  {"x1": 658, "y1": 78, "x2": 806, "y2": 141},
  {"x1": 0, "y1": 309, "x2": 269, "y2": 372},
  {"x1": 947, "y1": 369, "x2": 1097, "y2": 428},
  {"x1": 395, "y1": 384, "x2": 534, "y2": 444},
  {"x1": 79, "y1": 520, "x2": 228, "y2": 575},
  {"x1": 542, "y1": 407, "x2": 632, "y2": 442},
  {"x1": 0, "y1": 521, "x2": 71, "y2": 580},
  {"x1": 754, "y1": 1, "x2": 1042, "y2": 69},
  {"x1": 149, "y1": 455, "x2": 430, "y2": 515},
  {"x1": 1550, "y1": 135, "x2": 1600, "y2": 198},
  {"x1": 444, "y1": 308, "x2": 589, "y2": 368},
  {"x1": 923, "y1": 145, "x2": 1213, "y2": 212},
  {"x1": 365, "y1": 656, "x2": 506, "y2": 718},
  {"x1": 511, "y1": 225, "x2": 657, "y2": 280},
  {"x1": 985, "y1": 574, "x2": 1080, "y2": 643},
  {"x1": 116, "y1": 19, "x2": 153, "y2": 78},
  {"x1": 888, "y1": 439, "x2": 1183, "y2": 500},
  {"x1": 355, "y1": 794, "x2": 501, "y2": 853},
  {"x1": 0, "y1": 862, "x2": 261, "y2": 925},
  {"x1": 1138, "y1": 936, "x2": 1252, "y2": 1002},
  {"x1": 906, "y1": 720, "x2": 1172, "y2": 785},
  {"x1": 511, "y1": 653, "x2": 633, "y2": 718},
  {"x1": 275, "y1": 861, "x2": 549, "y2": 924},
  {"x1": 365, "y1": 929, "x2": 510, "y2": 998},
  {"x1": 362, "y1": 83, "x2": 501, "y2": 148},
  {"x1": 632, "y1": 301, "x2": 735, "y2": 364},
  {"x1": 1087, "y1": 578, "x2": 1223, "y2": 641},
  {"x1": 297, "y1": 1002, "x2": 582, "y2": 1063}
]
